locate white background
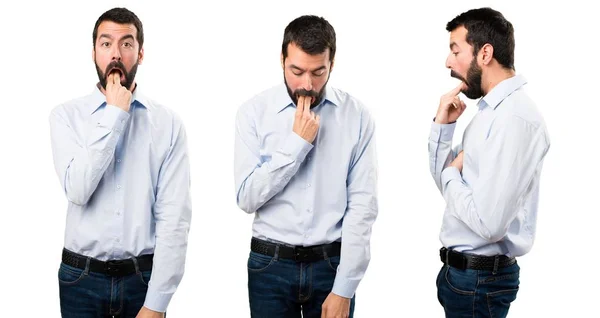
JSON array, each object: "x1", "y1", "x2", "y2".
[{"x1": 1, "y1": 0, "x2": 598, "y2": 316}]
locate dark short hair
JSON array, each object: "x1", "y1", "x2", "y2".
[
  {"x1": 282, "y1": 15, "x2": 336, "y2": 62},
  {"x1": 92, "y1": 7, "x2": 144, "y2": 49},
  {"x1": 447, "y1": 7, "x2": 515, "y2": 70}
]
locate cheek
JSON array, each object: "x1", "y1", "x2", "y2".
[
  {"x1": 95, "y1": 60, "x2": 108, "y2": 72},
  {"x1": 459, "y1": 57, "x2": 473, "y2": 71},
  {"x1": 121, "y1": 54, "x2": 138, "y2": 68},
  {"x1": 284, "y1": 72, "x2": 301, "y2": 89},
  {"x1": 94, "y1": 52, "x2": 111, "y2": 68},
  {"x1": 313, "y1": 76, "x2": 328, "y2": 91}
]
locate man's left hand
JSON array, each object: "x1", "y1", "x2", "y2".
[
  {"x1": 321, "y1": 293, "x2": 351, "y2": 318},
  {"x1": 451, "y1": 151, "x2": 464, "y2": 172},
  {"x1": 136, "y1": 306, "x2": 164, "y2": 318}
]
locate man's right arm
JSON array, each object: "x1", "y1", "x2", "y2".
[
  {"x1": 234, "y1": 96, "x2": 318, "y2": 213},
  {"x1": 429, "y1": 122, "x2": 461, "y2": 193},
  {"x1": 49, "y1": 105, "x2": 129, "y2": 206},
  {"x1": 234, "y1": 105, "x2": 311, "y2": 213},
  {"x1": 429, "y1": 83, "x2": 467, "y2": 193}
]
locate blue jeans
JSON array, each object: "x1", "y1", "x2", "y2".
[
  {"x1": 247, "y1": 251, "x2": 355, "y2": 318},
  {"x1": 436, "y1": 262, "x2": 520, "y2": 318},
  {"x1": 58, "y1": 261, "x2": 153, "y2": 318}
]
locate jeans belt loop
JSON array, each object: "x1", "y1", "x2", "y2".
[
  {"x1": 274, "y1": 245, "x2": 280, "y2": 261},
  {"x1": 131, "y1": 256, "x2": 141, "y2": 274},
  {"x1": 492, "y1": 255, "x2": 500, "y2": 275},
  {"x1": 83, "y1": 257, "x2": 91, "y2": 276}
]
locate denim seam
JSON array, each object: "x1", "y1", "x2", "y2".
[
  {"x1": 58, "y1": 267, "x2": 85, "y2": 285},
  {"x1": 133, "y1": 256, "x2": 149, "y2": 287},
  {"x1": 304, "y1": 263, "x2": 313, "y2": 302},
  {"x1": 298, "y1": 262, "x2": 304, "y2": 302},
  {"x1": 486, "y1": 288, "x2": 519, "y2": 318},
  {"x1": 326, "y1": 254, "x2": 338, "y2": 272},
  {"x1": 117, "y1": 277, "x2": 124, "y2": 315},
  {"x1": 480, "y1": 273, "x2": 517, "y2": 284},
  {"x1": 444, "y1": 268, "x2": 475, "y2": 296},
  {"x1": 486, "y1": 287, "x2": 519, "y2": 297},
  {"x1": 247, "y1": 253, "x2": 276, "y2": 273},
  {"x1": 138, "y1": 271, "x2": 149, "y2": 287},
  {"x1": 109, "y1": 277, "x2": 115, "y2": 315},
  {"x1": 58, "y1": 259, "x2": 90, "y2": 285},
  {"x1": 472, "y1": 270, "x2": 480, "y2": 318}
]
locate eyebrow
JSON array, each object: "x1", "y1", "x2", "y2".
[
  {"x1": 98, "y1": 34, "x2": 135, "y2": 42},
  {"x1": 290, "y1": 64, "x2": 327, "y2": 73}
]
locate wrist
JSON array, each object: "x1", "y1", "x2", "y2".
[{"x1": 434, "y1": 117, "x2": 448, "y2": 124}]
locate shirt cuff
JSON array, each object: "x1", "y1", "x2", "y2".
[
  {"x1": 441, "y1": 166, "x2": 462, "y2": 193},
  {"x1": 430, "y1": 122, "x2": 456, "y2": 142},
  {"x1": 331, "y1": 276, "x2": 360, "y2": 299},
  {"x1": 97, "y1": 104, "x2": 130, "y2": 133},
  {"x1": 143, "y1": 289, "x2": 173, "y2": 313},
  {"x1": 266, "y1": 133, "x2": 312, "y2": 172}
]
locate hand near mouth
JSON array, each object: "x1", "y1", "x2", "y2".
[
  {"x1": 434, "y1": 82, "x2": 467, "y2": 124},
  {"x1": 292, "y1": 95, "x2": 320, "y2": 143},
  {"x1": 105, "y1": 72, "x2": 132, "y2": 112},
  {"x1": 108, "y1": 67, "x2": 125, "y2": 84}
]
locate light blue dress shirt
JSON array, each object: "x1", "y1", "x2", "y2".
[
  {"x1": 234, "y1": 83, "x2": 378, "y2": 298},
  {"x1": 429, "y1": 75, "x2": 550, "y2": 257},
  {"x1": 49, "y1": 85, "x2": 192, "y2": 312}
]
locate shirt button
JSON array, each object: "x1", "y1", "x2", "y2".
[
  {"x1": 304, "y1": 234, "x2": 310, "y2": 238},
  {"x1": 116, "y1": 210, "x2": 121, "y2": 216},
  {"x1": 306, "y1": 209, "x2": 312, "y2": 213},
  {"x1": 307, "y1": 183, "x2": 311, "y2": 188},
  {"x1": 117, "y1": 159, "x2": 121, "y2": 163},
  {"x1": 116, "y1": 238, "x2": 120, "y2": 243},
  {"x1": 116, "y1": 185, "x2": 122, "y2": 189}
]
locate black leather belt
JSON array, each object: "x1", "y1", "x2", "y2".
[
  {"x1": 62, "y1": 248, "x2": 153, "y2": 277},
  {"x1": 440, "y1": 247, "x2": 516, "y2": 271},
  {"x1": 251, "y1": 237, "x2": 341, "y2": 262}
]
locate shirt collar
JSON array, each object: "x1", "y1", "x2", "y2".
[
  {"x1": 87, "y1": 83, "x2": 149, "y2": 114},
  {"x1": 272, "y1": 82, "x2": 340, "y2": 114},
  {"x1": 477, "y1": 74, "x2": 527, "y2": 110}
]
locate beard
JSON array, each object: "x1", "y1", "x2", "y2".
[
  {"x1": 284, "y1": 74, "x2": 329, "y2": 108},
  {"x1": 96, "y1": 59, "x2": 138, "y2": 90},
  {"x1": 451, "y1": 57, "x2": 483, "y2": 99}
]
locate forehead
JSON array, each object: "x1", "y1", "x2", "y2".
[
  {"x1": 96, "y1": 21, "x2": 137, "y2": 40},
  {"x1": 285, "y1": 43, "x2": 330, "y2": 65},
  {"x1": 449, "y1": 25, "x2": 469, "y2": 47}
]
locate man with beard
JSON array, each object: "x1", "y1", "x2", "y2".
[
  {"x1": 49, "y1": 7, "x2": 191, "y2": 318},
  {"x1": 429, "y1": 8, "x2": 550, "y2": 318},
  {"x1": 234, "y1": 15, "x2": 378, "y2": 318}
]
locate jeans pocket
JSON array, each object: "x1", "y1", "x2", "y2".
[
  {"x1": 445, "y1": 266, "x2": 476, "y2": 295},
  {"x1": 326, "y1": 256, "x2": 340, "y2": 272},
  {"x1": 58, "y1": 263, "x2": 86, "y2": 285},
  {"x1": 137, "y1": 270, "x2": 152, "y2": 287},
  {"x1": 486, "y1": 288, "x2": 519, "y2": 318},
  {"x1": 247, "y1": 252, "x2": 275, "y2": 272}
]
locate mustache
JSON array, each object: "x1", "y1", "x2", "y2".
[
  {"x1": 293, "y1": 88, "x2": 318, "y2": 98},
  {"x1": 105, "y1": 61, "x2": 127, "y2": 76},
  {"x1": 450, "y1": 70, "x2": 467, "y2": 83}
]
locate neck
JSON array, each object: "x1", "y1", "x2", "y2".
[{"x1": 481, "y1": 64, "x2": 515, "y2": 95}]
